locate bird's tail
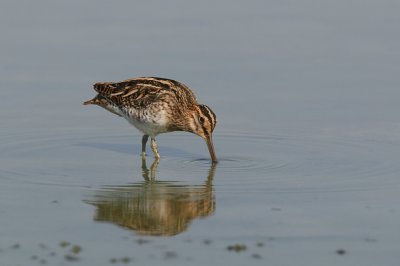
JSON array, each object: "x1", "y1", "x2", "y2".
[
  {"x1": 83, "y1": 98, "x2": 96, "y2": 105},
  {"x1": 83, "y1": 95, "x2": 103, "y2": 105}
]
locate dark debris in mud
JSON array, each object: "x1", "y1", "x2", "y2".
[
  {"x1": 251, "y1": 253, "x2": 262, "y2": 259},
  {"x1": 227, "y1": 244, "x2": 247, "y2": 252},
  {"x1": 109, "y1": 256, "x2": 133, "y2": 264},
  {"x1": 336, "y1": 249, "x2": 347, "y2": 255},
  {"x1": 1, "y1": 238, "x2": 270, "y2": 264}
]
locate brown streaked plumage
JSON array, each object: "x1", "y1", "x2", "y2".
[{"x1": 84, "y1": 77, "x2": 217, "y2": 163}]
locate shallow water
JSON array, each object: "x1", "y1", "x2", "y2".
[{"x1": 1, "y1": 0, "x2": 400, "y2": 265}]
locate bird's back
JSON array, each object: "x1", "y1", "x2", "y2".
[{"x1": 93, "y1": 77, "x2": 198, "y2": 112}]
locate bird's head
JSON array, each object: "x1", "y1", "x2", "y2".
[{"x1": 188, "y1": 104, "x2": 218, "y2": 163}]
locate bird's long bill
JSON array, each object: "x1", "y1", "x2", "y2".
[{"x1": 205, "y1": 135, "x2": 218, "y2": 163}]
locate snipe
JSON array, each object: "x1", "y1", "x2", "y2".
[{"x1": 84, "y1": 77, "x2": 217, "y2": 163}]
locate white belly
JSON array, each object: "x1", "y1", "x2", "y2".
[{"x1": 123, "y1": 109, "x2": 170, "y2": 137}]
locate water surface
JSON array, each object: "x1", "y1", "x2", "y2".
[{"x1": 1, "y1": 0, "x2": 400, "y2": 265}]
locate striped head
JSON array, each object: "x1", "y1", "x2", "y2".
[{"x1": 189, "y1": 104, "x2": 217, "y2": 163}]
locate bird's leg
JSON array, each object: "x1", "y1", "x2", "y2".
[
  {"x1": 141, "y1": 155, "x2": 159, "y2": 181},
  {"x1": 142, "y1": 135, "x2": 149, "y2": 157},
  {"x1": 150, "y1": 137, "x2": 161, "y2": 159},
  {"x1": 150, "y1": 157, "x2": 159, "y2": 180},
  {"x1": 141, "y1": 156, "x2": 150, "y2": 181}
]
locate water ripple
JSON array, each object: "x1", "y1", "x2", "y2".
[{"x1": 0, "y1": 130, "x2": 399, "y2": 193}]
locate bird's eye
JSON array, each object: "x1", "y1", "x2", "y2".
[{"x1": 199, "y1": 117, "x2": 205, "y2": 124}]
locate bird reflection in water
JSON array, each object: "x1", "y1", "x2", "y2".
[{"x1": 85, "y1": 158, "x2": 216, "y2": 236}]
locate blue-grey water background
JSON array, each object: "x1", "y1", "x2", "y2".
[{"x1": 1, "y1": 0, "x2": 400, "y2": 265}]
